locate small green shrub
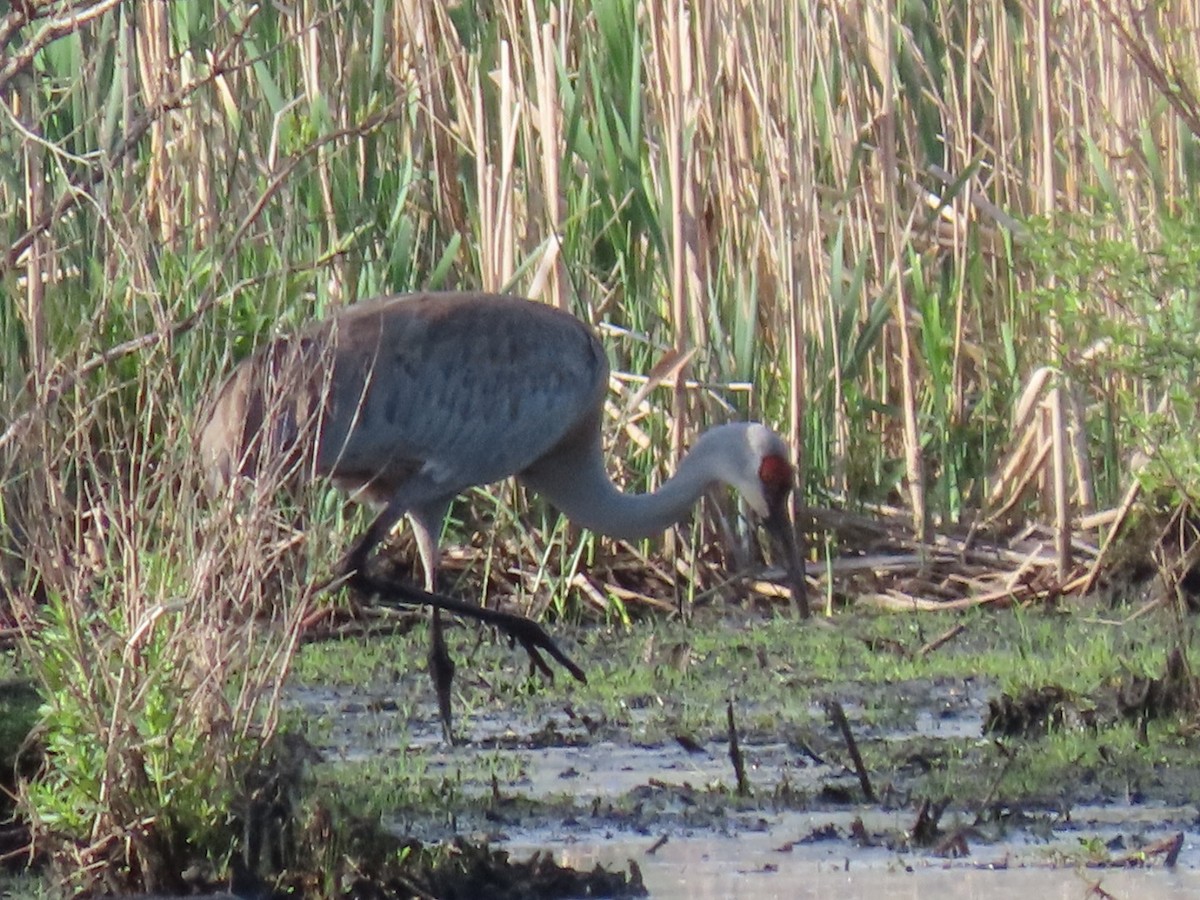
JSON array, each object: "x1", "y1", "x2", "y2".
[{"x1": 1027, "y1": 208, "x2": 1200, "y2": 508}]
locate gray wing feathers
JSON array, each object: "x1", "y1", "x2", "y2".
[{"x1": 293, "y1": 294, "x2": 607, "y2": 496}]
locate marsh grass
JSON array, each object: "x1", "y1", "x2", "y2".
[
  {"x1": 4, "y1": 0, "x2": 1200, "y2": 890},
  {"x1": 0, "y1": 335, "x2": 340, "y2": 891}
]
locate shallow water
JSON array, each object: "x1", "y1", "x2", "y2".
[
  {"x1": 410, "y1": 714, "x2": 1199, "y2": 898},
  {"x1": 503, "y1": 809, "x2": 1200, "y2": 900},
  {"x1": 289, "y1": 623, "x2": 1200, "y2": 898},
  {"x1": 573, "y1": 855, "x2": 1200, "y2": 900}
]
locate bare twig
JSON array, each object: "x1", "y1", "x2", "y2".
[
  {"x1": 2, "y1": 7, "x2": 254, "y2": 273},
  {"x1": 918, "y1": 623, "x2": 966, "y2": 657},
  {"x1": 0, "y1": 100, "x2": 397, "y2": 456},
  {"x1": 0, "y1": 0, "x2": 124, "y2": 94}
]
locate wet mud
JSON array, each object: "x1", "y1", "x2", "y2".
[{"x1": 287, "y1": 609, "x2": 1200, "y2": 897}]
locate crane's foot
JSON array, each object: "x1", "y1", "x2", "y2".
[
  {"x1": 340, "y1": 569, "x2": 588, "y2": 686},
  {"x1": 428, "y1": 611, "x2": 457, "y2": 746}
]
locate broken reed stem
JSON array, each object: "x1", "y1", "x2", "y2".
[
  {"x1": 825, "y1": 699, "x2": 875, "y2": 803},
  {"x1": 726, "y1": 698, "x2": 749, "y2": 797},
  {"x1": 526, "y1": 9, "x2": 566, "y2": 310},
  {"x1": 20, "y1": 86, "x2": 47, "y2": 393},
  {"x1": 1034, "y1": 0, "x2": 1072, "y2": 580},
  {"x1": 656, "y1": 0, "x2": 690, "y2": 471},
  {"x1": 972, "y1": 741, "x2": 1018, "y2": 826}
]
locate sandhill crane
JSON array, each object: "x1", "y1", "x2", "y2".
[{"x1": 200, "y1": 291, "x2": 808, "y2": 741}]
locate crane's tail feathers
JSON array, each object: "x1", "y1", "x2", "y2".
[{"x1": 347, "y1": 572, "x2": 587, "y2": 684}]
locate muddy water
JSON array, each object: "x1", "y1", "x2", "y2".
[
  {"x1": 295, "y1": 678, "x2": 1198, "y2": 899},
  {"x1": 548, "y1": 851, "x2": 1200, "y2": 900},
  {"x1": 511, "y1": 840, "x2": 1200, "y2": 899},
  {"x1": 503, "y1": 808, "x2": 1200, "y2": 899},
  {"x1": 467, "y1": 732, "x2": 1198, "y2": 898}
]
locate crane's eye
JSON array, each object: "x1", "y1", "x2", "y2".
[{"x1": 758, "y1": 454, "x2": 794, "y2": 506}]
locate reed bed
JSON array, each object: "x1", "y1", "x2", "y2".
[{"x1": 2, "y1": 0, "x2": 1197, "y2": 609}]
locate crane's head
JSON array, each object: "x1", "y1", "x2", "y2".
[{"x1": 701, "y1": 423, "x2": 809, "y2": 618}]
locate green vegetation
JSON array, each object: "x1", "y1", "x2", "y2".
[
  {"x1": 1029, "y1": 210, "x2": 1200, "y2": 507},
  {"x1": 291, "y1": 604, "x2": 1189, "y2": 722},
  {"x1": 347, "y1": 607, "x2": 1180, "y2": 711},
  {"x1": 3, "y1": 0, "x2": 1200, "y2": 893}
]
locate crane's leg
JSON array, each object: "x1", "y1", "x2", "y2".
[
  {"x1": 340, "y1": 499, "x2": 408, "y2": 580},
  {"x1": 429, "y1": 607, "x2": 454, "y2": 742},
  {"x1": 338, "y1": 492, "x2": 457, "y2": 743},
  {"x1": 410, "y1": 507, "x2": 455, "y2": 746},
  {"x1": 336, "y1": 480, "x2": 586, "y2": 719}
]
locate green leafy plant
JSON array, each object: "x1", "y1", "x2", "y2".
[
  {"x1": 26, "y1": 594, "x2": 237, "y2": 861},
  {"x1": 1027, "y1": 209, "x2": 1200, "y2": 508}
]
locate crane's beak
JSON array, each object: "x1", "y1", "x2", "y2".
[{"x1": 763, "y1": 497, "x2": 809, "y2": 618}]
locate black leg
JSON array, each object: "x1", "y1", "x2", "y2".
[
  {"x1": 347, "y1": 571, "x2": 587, "y2": 683},
  {"x1": 331, "y1": 528, "x2": 588, "y2": 690},
  {"x1": 428, "y1": 610, "x2": 456, "y2": 745}
]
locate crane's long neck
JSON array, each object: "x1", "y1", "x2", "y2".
[{"x1": 521, "y1": 428, "x2": 732, "y2": 541}]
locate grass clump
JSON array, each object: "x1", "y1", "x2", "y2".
[{"x1": 0, "y1": 339, "x2": 324, "y2": 891}]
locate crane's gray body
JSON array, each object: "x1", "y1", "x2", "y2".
[
  {"x1": 202, "y1": 291, "x2": 807, "y2": 742},
  {"x1": 200, "y1": 289, "x2": 806, "y2": 631},
  {"x1": 200, "y1": 292, "x2": 609, "y2": 517}
]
